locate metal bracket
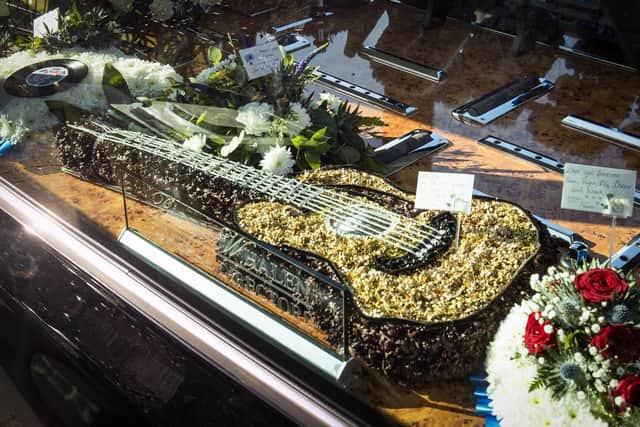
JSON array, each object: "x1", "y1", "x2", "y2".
[
  {"x1": 452, "y1": 76, "x2": 554, "y2": 126},
  {"x1": 119, "y1": 229, "x2": 359, "y2": 385},
  {"x1": 478, "y1": 134, "x2": 640, "y2": 206},
  {"x1": 311, "y1": 68, "x2": 417, "y2": 116},
  {"x1": 478, "y1": 135, "x2": 565, "y2": 173},
  {"x1": 273, "y1": 11, "x2": 334, "y2": 33},
  {"x1": 359, "y1": 46, "x2": 446, "y2": 83},
  {"x1": 278, "y1": 33, "x2": 311, "y2": 53},
  {"x1": 611, "y1": 234, "x2": 640, "y2": 274},
  {"x1": 373, "y1": 129, "x2": 449, "y2": 163}
]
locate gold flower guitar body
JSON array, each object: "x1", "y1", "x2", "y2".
[
  {"x1": 235, "y1": 168, "x2": 542, "y2": 323},
  {"x1": 235, "y1": 179, "x2": 457, "y2": 273}
]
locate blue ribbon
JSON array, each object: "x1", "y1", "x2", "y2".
[
  {"x1": 469, "y1": 374, "x2": 488, "y2": 384},
  {"x1": 470, "y1": 372, "x2": 500, "y2": 423},
  {"x1": 473, "y1": 387, "x2": 489, "y2": 398},
  {"x1": 485, "y1": 415, "x2": 500, "y2": 426},
  {"x1": 0, "y1": 139, "x2": 14, "y2": 156},
  {"x1": 475, "y1": 397, "x2": 493, "y2": 415}
]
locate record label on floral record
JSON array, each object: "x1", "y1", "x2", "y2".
[{"x1": 4, "y1": 59, "x2": 88, "y2": 97}]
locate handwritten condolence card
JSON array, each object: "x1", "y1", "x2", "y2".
[
  {"x1": 561, "y1": 163, "x2": 636, "y2": 218},
  {"x1": 415, "y1": 171, "x2": 475, "y2": 214},
  {"x1": 239, "y1": 40, "x2": 282, "y2": 81},
  {"x1": 33, "y1": 8, "x2": 60, "y2": 38}
]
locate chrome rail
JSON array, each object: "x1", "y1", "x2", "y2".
[
  {"x1": 311, "y1": 68, "x2": 417, "y2": 116},
  {"x1": 478, "y1": 134, "x2": 640, "y2": 207}
]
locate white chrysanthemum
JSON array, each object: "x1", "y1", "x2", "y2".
[
  {"x1": 0, "y1": 115, "x2": 25, "y2": 144},
  {"x1": 0, "y1": 48, "x2": 181, "y2": 135},
  {"x1": 236, "y1": 102, "x2": 274, "y2": 136},
  {"x1": 220, "y1": 131, "x2": 245, "y2": 157},
  {"x1": 286, "y1": 102, "x2": 312, "y2": 135},
  {"x1": 259, "y1": 145, "x2": 295, "y2": 175},
  {"x1": 183, "y1": 134, "x2": 207, "y2": 152},
  {"x1": 486, "y1": 302, "x2": 607, "y2": 427},
  {"x1": 109, "y1": 0, "x2": 133, "y2": 13},
  {"x1": 192, "y1": 55, "x2": 237, "y2": 85},
  {"x1": 149, "y1": 0, "x2": 174, "y2": 21},
  {"x1": 193, "y1": 67, "x2": 216, "y2": 85},
  {"x1": 318, "y1": 92, "x2": 342, "y2": 113}
]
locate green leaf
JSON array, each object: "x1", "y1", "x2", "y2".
[
  {"x1": 291, "y1": 132, "x2": 330, "y2": 154},
  {"x1": 195, "y1": 111, "x2": 207, "y2": 126},
  {"x1": 309, "y1": 108, "x2": 338, "y2": 137},
  {"x1": 207, "y1": 70, "x2": 224, "y2": 82},
  {"x1": 310, "y1": 127, "x2": 326, "y2": 142},
  {"x1": 45, "y1": 101, "x2": 91, "y2": 123},
  {"x1": 358, "y1": 154, "x2": 384, "y2": 173},
  {"x1": 280, "y1": 47, "x2": 294, "y2": 66},
  {"x1": 336, "y1": 145, "x2": 361, "y2": 164},
  {"x1": 68, "y1": 2, "x2": 82, "y2": 25},
  {"x1": 304, "y1": 150, "x2": 321, "y2": 169},
  {"x1": 102, "y1": 63, "x2": 133, "y2": 105},
  {"x1": 208, "y1": 47, "x2": 222, "y2": 65},
  {"x1": 291, "y1": 135, "x2": 307, "y2": 150},
  {"x1": 208, "y1": 135, "x2": 226, "y2": 146}
]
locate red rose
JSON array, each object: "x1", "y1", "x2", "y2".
[
  {"x1": 574, "y1": 268, "x2": 628, "y2": 303},
  {"x1": 591, "y1": 324, "x2": 640, "y2": 362},
  {"x1": 524, "y1": 312, "x2": 557, "y2": 355},
  {"x1": 615, "y1": 375, "x2": 640, "y2": 407}
]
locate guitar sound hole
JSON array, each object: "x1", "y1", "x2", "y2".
[{"x1": 324, "y1": 205, "x2": 396, "y2": 239}]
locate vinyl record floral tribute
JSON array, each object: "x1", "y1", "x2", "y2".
[
  {"x1": 486, "y1": 263, "x2": 640, "y2": 426},
  {"x1": 0, "y1": 47, "x2": 181, "y2": 139}
]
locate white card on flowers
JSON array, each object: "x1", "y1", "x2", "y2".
[
  {"x1": 239, "y1": 40, "x2": 282, "y2": 81},
  {"x1": 414, "y1": 171, "x2": 475, "y2": 213},
  {"x1": 561, "y1": 163, "x2": 636, "y2": 218},
  {"x1": 33, "y1": 8, "x2": 59, "y2": 38},
  {"x1": 0, "y1": 1, "x2": 9, "y2": 17}
]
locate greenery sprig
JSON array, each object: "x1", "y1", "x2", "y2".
[
  {"x1": 170, "y1": 37, "x2": 385, "y2": 172},
  {"x1": 20, "y1": 3, "x2": 122, "y2": 53}
]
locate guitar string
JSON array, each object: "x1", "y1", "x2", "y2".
[
  {"x1": 171, "y1": 138, "x2": 444, "y2": 251},
  {"x1": 82, "y1": 125, "x2": 444, "y2": 254},
  {"x1": 88, "y1": 125, "x2": 437, "y2": 255},
  {"x1": 87, "y1": 125, "x2": 442, "y2": 254}
]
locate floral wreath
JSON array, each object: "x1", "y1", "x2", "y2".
[{"x1": 486, "y1": 262, "x2": 640, "y2": 426}]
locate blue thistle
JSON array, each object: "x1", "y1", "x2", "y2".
[
  {"x1": 609, "y1": 304, "x2": 634, "y2": 323},
  {"x1": 558, "y1": 299, "x2": 582, "y2": 326},
  {"x1": 560, "y1": 300, "x2": 581, "y2": 318},
  {"x1": 559, "y1": 362, "x2": 586, "y2": 386}
]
